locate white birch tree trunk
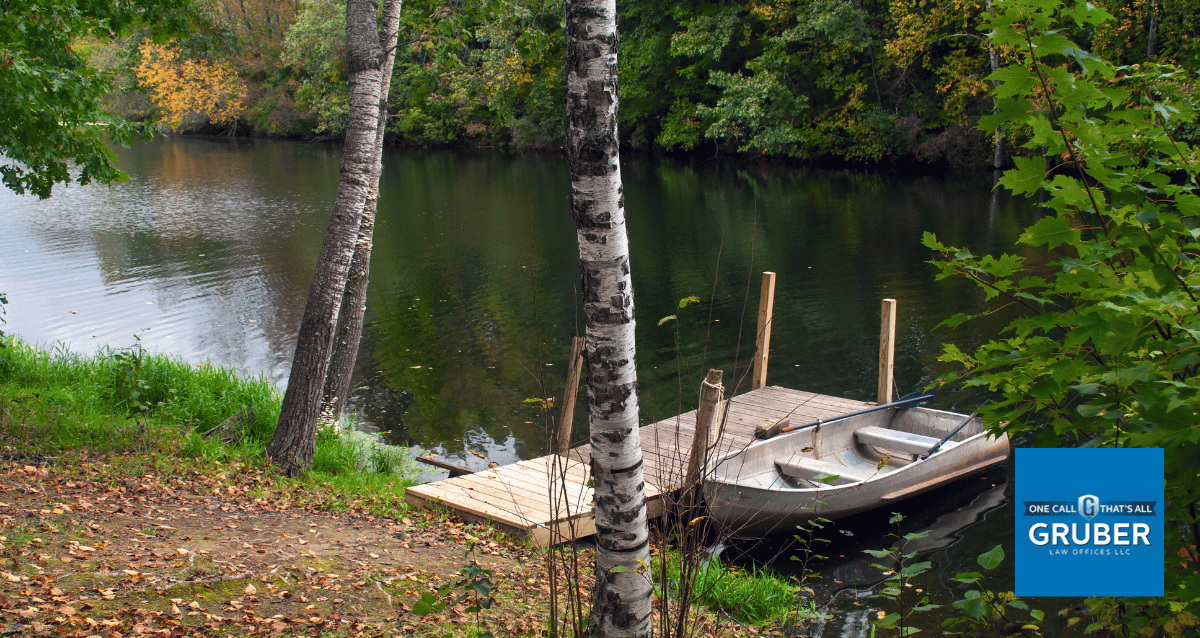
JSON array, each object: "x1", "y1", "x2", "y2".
[
  {"x1": 987, "y1": 0, "x2": 1004, "y2": 171},
  {"x1": 267, "y1": 0, "x2": 386, "y2": 476},
  {"x1": 321, "y1": 0, "x2": 403, "y2": 424},
  {"x1": 564, "y1": 0, "x2": 652, "y2": 634},
  {"x1": 1146, "y1": 0, "x2": 1159, "y2": 59}
]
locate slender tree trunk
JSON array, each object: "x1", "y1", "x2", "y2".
[
  {"x1": 319, "y1": 213, "x2": 375, "y2": 424},
  {"x1": 564, "y1": 0, "x2": 652, "y2": 634},
  {"x1": 987, "y1": 0, "x2": 1004, "y2": 170},
  {"x1": 266, "y1": 0, "x2": 384, "y2": 476},
  {"x1": 320, "y1": 0, "x2": 403, "y2": 424},
  {"x1": 1146, "y1": 0, "x2": 1159, "y2": 59}
]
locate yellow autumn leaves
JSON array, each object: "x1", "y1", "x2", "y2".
[{"x1": 135, "y1": 42, "x2": 247, "y2": 131}]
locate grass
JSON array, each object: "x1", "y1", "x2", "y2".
[
  {"x1": 656, "y1": 552, "x2": 801, "y2": 625},
  {"x1": 0, "y1": 335, "x2": 280, "y2": 448},
  {"x1": 0, "y1": 334, "x2": 417, "y2": 488},
  {"x1": 312, "y1": 416, "x2": 421, "y2": 477}
]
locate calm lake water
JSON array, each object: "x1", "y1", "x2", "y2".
[{"x1": 0, "y1": 136, "x2": 1085, "y2": 634}]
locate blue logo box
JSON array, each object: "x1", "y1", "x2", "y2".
[{"x1": 1016, "y1": 448, "x2": 1163, "y2": 597}]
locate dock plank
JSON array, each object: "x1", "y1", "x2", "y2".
[{"x1": 406, "y1": 387, "x2": 872, "y2": 545}]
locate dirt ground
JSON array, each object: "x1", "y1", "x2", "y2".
[
  {"x1": 0, "y1": 456, "x2": 770, "y2": 638},
  {"x1": 0, "y1": 456, "x2": 568, "y2": 637}
]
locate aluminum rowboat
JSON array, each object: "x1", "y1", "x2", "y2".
[{"x1": 703, "y1": 406, "x2": 1010, "y2": 534}]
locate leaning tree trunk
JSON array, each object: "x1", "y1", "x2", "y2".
[
  {"x1": 266, "y1": 0, "x2": 385, "y2": 476},
  {"x1": 320, "y1": 0, "x2": 403, "y2": 424},
  {"x1": 564, "y1": 0, "x2": 652, "y2": 635}
]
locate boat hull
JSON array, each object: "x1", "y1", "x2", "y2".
[{"x1": 702, "y1": 406, "x2": 1010, "y2": 534}]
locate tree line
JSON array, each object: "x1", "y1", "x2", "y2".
[{"x1": 88, "y1": 0, "x2": 1198, "y2": 168}]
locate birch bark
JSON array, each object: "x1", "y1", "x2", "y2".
[
  {"x1": 321, "y1": 0, "x2": 403, "y2": 424},
  {"x1": 564, "y1": 0, "x2": 652, "y2": 634},
  {"x1": 1146, "y1": 0, "x2": 1159, "y2": 59},
  {"x1": 987, "y1": 0, "x2": 1004, "y2": 170},
  {"x1": 267, "y1": 0, "x2": 385, "y2": 476}
]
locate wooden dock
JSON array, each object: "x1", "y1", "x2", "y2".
[{"x1": 404, "y1": 386, "x2": 870, "y2": 545}]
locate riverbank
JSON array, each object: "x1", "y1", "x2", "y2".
[{"x1": 0, "y1": 336, "x2": 794, "y2": 637}]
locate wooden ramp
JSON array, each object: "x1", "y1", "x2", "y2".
[{"x1": 404, "y1": 386, "x2": 870, "y2": 545}]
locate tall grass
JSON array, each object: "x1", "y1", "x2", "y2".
[
  {"x1": 656, "y1": 552, "x2": 800, "y2": 625},
  {"x1": 312, "y1": 419, "x2": 420, "y2": 478},
  {"x1": 0, "y1": 335, "x2": 280, "y2": 446},
  {"x1": 0, "y1": 335, "x2": 408, "y2": 470},
  {"x1": 0, "y1": 336, "x2": 277, "y2": 455},
  {"x1": 0, "y1": 335, "x2": 419, "y2": 481}
]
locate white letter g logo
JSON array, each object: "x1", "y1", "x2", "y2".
[{"x1": 1078, "y1": 494, "x2": 1099, "y2": 521}]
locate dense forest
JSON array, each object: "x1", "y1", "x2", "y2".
[{"x1": 85, "y1": 0, "x2": 1199, "y2": 168}]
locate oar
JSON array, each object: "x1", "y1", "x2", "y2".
[
  {"x1": 768, "y1": 393, "x2": 936, "y2": 437},
  {"x1": 921, "y1": 400, "x2": 988, "y2": 459}
]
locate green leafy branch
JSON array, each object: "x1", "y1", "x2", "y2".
[
  {"x1": 411, "y1": 554, "x2": 497, "y2": 638},
  {"x1": 926, "y1": 0, "x2": 1200, "y2": 625},
  {"x1": 864, "y1": 513, "x2": 940, "y2": 636},
  {"x1": 943, "y1": 545, "x2": 1043, "y2": 636}
]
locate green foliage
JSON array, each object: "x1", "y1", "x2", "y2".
[
  {"x1": 1091, "y1": 0, "x2": 1200, "y2": 68},
  {"x1": 925, "y1": 0, "x2": 1200, "y2": 625},
  {"x1": 283, "y1": 0, "x2": 348, "y2": 135},
  {"x1": 412, "y1": 554, "x2": 496, "y2": 637},
  {"x1": 107, "y1": 335, "x2": 161, "y2": 416},
  {"x1": 655, "y1": 553, "x2": 800, "y2": 625},
  {"x1": 63, "y1": 0, "x2": 1197, "y2": 161},
  {"x1": 786, "y1": 516, "x2": 834, "y2": 634},
  {"x1": 864, "y1": 513, "x2": 939, "y2": 637},
  {"x1": 0, "y1": 335, "x2": 278, "y2": 435},
  {"x1": 0, "y1": 0, "x2": 195, "y2": 197},
  {"x1": 179, "y1": 429, "x2": 226, "y2": 458},
  {"x1": 942, "y1": 545, "x2": 1044, "y2": 635},
  {"x1": 0, "y1": 335, "x2": 279, "y2": 454},
  {"x1": 311, "y1": 423, "x2": 364, "y2": 475},
  {"x1": 0, "y1": 335, "x2": 418, "y2": 482},
  {"x1": 381, "y1": 0, "x2": 565, "y2": 147},
  {"x1": 311, "y1": 422, "x2": 416, "y2": 476},
  {"x1": 631, "y1": 0, "x2": 1195, "y2": 163},
  {"x1": 658, "y1": 295, "x2": 702, "y2": 327},
  {"x1": 698, "y1": 65, "x2": 809, "y2": 155},
  {"x1": 622, "y1": 0, "x2": 995, "y2": 163}
]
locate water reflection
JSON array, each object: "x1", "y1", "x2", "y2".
[
  {"x1": 0, "y1": 139, "x2": 341, "y2": 384},
  {"x1": 2, "y1": 137, "x2": 1038, "y2": 465}
]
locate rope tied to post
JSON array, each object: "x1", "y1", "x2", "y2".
[{"x1": 701, "y1": 377, "x2": 724, "y2": 404}]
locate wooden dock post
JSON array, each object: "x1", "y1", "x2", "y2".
[
  {"x1": 752, "y1": 272, "x2": 777, "y2": 390},
  {"x1": 878, "y1": 298, "x2": 897, "y2": 405},
  {"x1": 683, "y1": 369, "x2": 723, "y2": 509},
  {"x1": 555, "y1": 336, "x2": 586, "y2": 456}
]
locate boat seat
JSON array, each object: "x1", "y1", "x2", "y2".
[
  {"x1": 776, "y1": 456, "x2": 875, "y2": 483},
  {"x1": 855, "y1": 426, "x2": 957, "y2": 456}
]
